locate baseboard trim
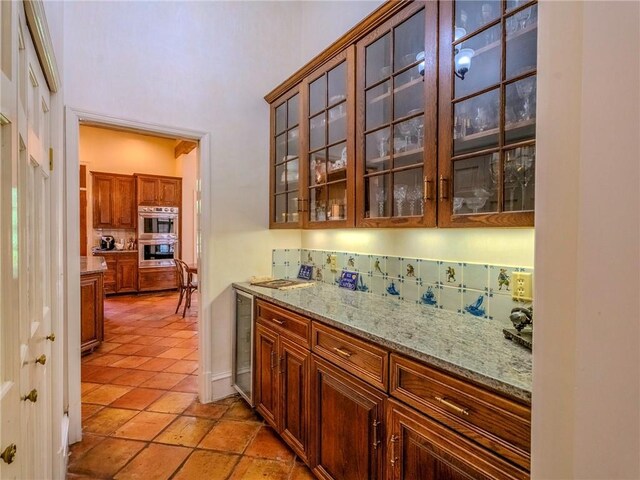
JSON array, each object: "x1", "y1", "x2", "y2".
[{"x1": 205, "y1": 371, "x2": 235, "y2": 402}]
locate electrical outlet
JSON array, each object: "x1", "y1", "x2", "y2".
[
  {"x1": 329, "y1": 254, "x2": 337, "y2": 272},
  {"x1": 512, "y1": 272, "x2": 533, "y2": 302}
]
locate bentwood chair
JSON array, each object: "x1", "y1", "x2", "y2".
[{"x1": 174, "y1": 258, "x2": 198, "y2": 318}]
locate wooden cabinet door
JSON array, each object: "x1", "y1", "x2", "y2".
[
  {"x1": 92, "y1": 173, "x2": 115, "y2": 228},
  {"x1": 116, "y1": 257, "x2": 138, "y2": 293},
  {"x1": 311, "y1": 355, "x2": 386, "y2": 480},
  {"x1": 386, "y1": 399, "x2": 527, "y2": 480},
  {"x1": 102, "y1": 256, "x2": 117, "y2": 294},
  {"x1": 255, "y1": 323, "x2": 279, "y2": 429},
  {"x1": 158, "y1": 178, "x2": 181, "y2": 206},
  {"x1": 114, "y1": 176, "x2": 136, "y2": 228},
  {"x1": 137, "y1": 176, "x2": 158, "y2": 205},
  {"x1": 279, "y1": 337, "x2": 310, "y2": 462},
  {"x1": 80, "y1": 272, "x2": 104, "y2": 353}
]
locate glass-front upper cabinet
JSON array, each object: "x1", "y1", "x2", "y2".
[
  {"x1": 302, "y1": 47, "x2": 355, "y2": 228},
  {"x1": 356, "y1": 1, "x2": 438, "y2": 227},
  {"x1": 270, "y1": 86, "x2": 302, "y2": 228},
  {"x1": 438, "y1": 0, "x2": 537, "y2": 227}
]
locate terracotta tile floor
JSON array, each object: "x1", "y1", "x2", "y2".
[{"x1": 68, "y1": 291, "x2": 314, "y2": 480}]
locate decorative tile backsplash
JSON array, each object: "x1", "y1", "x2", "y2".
[{"x1": 272, "y1": 249, "x2": 533, "y2": 328}]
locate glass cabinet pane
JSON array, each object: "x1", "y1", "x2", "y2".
[
  {"x1": 506, "y1": 4, "x2": 537, "y2": 79},
  {"x1": 453, "y1": 88, "x2": 500, "y2": 155},
  {"x1": 328, "y1": 62, "x2": 347, "y2": 104},
  {"x1": 287, "y1": 128, "x2": 299, "y2": 157},
  {"x1": 275, "y1": 194, "x2": 286, "y2": 223},
  {"x1": 309, "y1": 77, "x2": 326, "y2": 115},
  {"x1": 309, "y1": 151, "x2": 327, "y2": 187},
  {"x1": 393, "y1": 9, "x2": 425, "y2": 72},
  {"x1": 275, "y1": 163, "x2": 286, "y2": 193},
  {"x1": 455, "y1": 1, "x2": 501, "y2": 36},
  {"x1": 366, "y1": 81, "x2": 391, "y2": 130},
  {"x1": 393, "y1": 68, "x2": 424, "y2": 119},
  {"x1": 287, "y1": 94, "x2": 299, "y2": 128},
  {"x1": 454, "y1": 24, "x2": 501, "y2": 99},
  {"x1": 275, "y1": 103, "x2": 286, "y2": 134},
  {"x1": 393, "y1": 116, "x2": 424, "y2": 168},
  {"x1": 365, "y1": 174, "x2": 390, "y2": 218},
  {"x1": 287, "y1": 193, "x2": 299, "y2": 223},
  {"x1": 275, "y1": 134, "x2": 286, "y2": 164},
  {"x1": 505, "y1": 75, "x2": 536, "y2": 143},
  {"x1": 393, "y1": 168, "x2": 423, "y2": 217},
  {"x1": 452, "y1": 153, "x2": 499, "y2": 215},
  {"x1": 309, "y1": 187, "x2": 326, "y2": 222},
  {"x1": 366, "y1": 33, "x2": 391, "y2": 87},
  {"x1": 504, "y1": 145, "x2": 535, "y2": 212},
  {"x1": 327, "y1": 142, "x2": 347, "y2": 179},
  {"x1": 309, "y1": 114, "x2": 326, "y2": 151},
  {"x1": 328, "y1": 182, "x2": 347, "y2": 221},
  {"x1": 286, "y1": 159, "x2": 299, "y2": 191},
  {"x1": 365, "y1": 128, "x2": 391, "y2": 172},
  {"x1": 328, "y1": 103, "x2": 347, "y2": 144}
]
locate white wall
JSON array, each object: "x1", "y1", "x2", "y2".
[
  {"x1": 177, "y1": 149, "x2": 198, "y2": 265},
  {"x1": 533, "y1": 1, "x2": 640, "y2": 478}
]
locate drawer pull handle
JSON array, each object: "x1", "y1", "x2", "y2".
[
  {"x1": 333, "y1": 347, "x2": 352, "y2": 358},
  {"x1": 271, "y1": 318, "x2": 285, "y2": 325},
  {"x1": 389, "y1": 434, "x2": 398, "y2": 467},
  {"x1": 435, "y1": 396, "x2": 469, "y2": 416},
  {"x1": 270, "y1": 351, "x2": 276, "y2": 370},
  {"x1": 372, "y1": 419, "x2": 381, "y2": 449}
]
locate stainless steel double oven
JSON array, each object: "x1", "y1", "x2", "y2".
[{"x1": 138, "y1": 206, "x2": 179, "y2": 267}]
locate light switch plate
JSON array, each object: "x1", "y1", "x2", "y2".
[{"x1": 512, "y1": 272, "x2": 533, "y2": 302}]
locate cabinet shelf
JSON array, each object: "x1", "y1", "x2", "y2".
[
  {"x1": 472, "y1": 22, "x2": 537, "y2": 58},
  {"x1": 453, "y1": 118, "x2": 535, "y2": 152},
  {"x1": 368, "y1": 76, "x2": 424, "y2": 105},
  {"x1": 366, "y1": 146, "x2": 424, "y2": 167}
]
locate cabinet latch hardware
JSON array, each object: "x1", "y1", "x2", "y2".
[
  {"x1": 271, "y1": 318, "x2": 285, "y2": 326},
  {"x1": 45, "y1": 333, "x2": 55, "y2": 342},
  {"x1": 270, "y1": 351, "x2": 276, "y2": 370},
  {"x1": 372, "y1": 419, "x2": 381, "y2": 449},
  {"x1": 435, "y1": 396, "x2": 469, "y2": 416},
  {"x1": 0, "y1": 444, "x2": 17, "y2": 464},
  {"x1": 279, "y1": 355, "x2": 285, "y2": 374},
  {"x1": 424, "y1": 176, "x2": 434, "y2": 202},
  {"x1": 332, "y1": 347, "x2": 352, "y2": 358},
  {"x1": 35, "y1": 354, "x2": 47, "y2": 365},
  {"x1": 439, "y1": 175, "x2": 449, "y2": 201},
  {"x1": 21, "y1": 389, "x2": 38, "y2": 403},
  {"x1": 389, "y1": 434, "x2": 399, "y2": 467}
]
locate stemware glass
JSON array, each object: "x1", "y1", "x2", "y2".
[
  {"x1": 397, "y1": 123, "x2": 413, "y2": 150},
  {"x1": 465, "y1": 188, "x2": 490, "y2": 213},
  {"x1": 406, "y1": 186, "x2": 423, "y2": 216},
  {"x1": 394, "y1": 184, "x2": 408, "y2": 216},
  {"x1": 515, "y1": 77, "x2": 535, "y2": 121},
  {"x1": 375, "y1": 188, "x2": 386, "y2": 217},
  {"x1": 375, "y1": 129, "x2": 390, "y2": 158},
  {"x1": 515, "y1": 6, "x2": 531, "y2": 30}
]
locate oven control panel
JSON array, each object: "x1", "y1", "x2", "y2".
[{"x1": 139, "y1": 206, "x2": 179, "y2": 214}]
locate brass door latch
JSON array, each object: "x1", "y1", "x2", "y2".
[{"x1": 1, "y1": 444, "x2": 17, "y2": 464}]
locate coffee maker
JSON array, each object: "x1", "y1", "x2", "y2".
[{"x1": 100, "y1": 235, "x2": 115, "y2": 250}]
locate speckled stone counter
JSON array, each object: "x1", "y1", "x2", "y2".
[
  {"x1": 233, "y1": 281, "x2": 532, "y2": 403},
  {"x1": 81, "y1": 256, "x2": 108, "y2": 274}
]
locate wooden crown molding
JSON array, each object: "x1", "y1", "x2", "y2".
[
  {"x1": 175, "y1": 140, "x2": 198, "y2": 158},
  {"x1": 24, "y1": 0, "x2": 61, "y2": 93},
  {"x1": 264, "y1": 0, "x2": 410, "y2": 104}
]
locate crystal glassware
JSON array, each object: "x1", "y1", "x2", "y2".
[
  {"x1": 515, "y1": 6, "x2": 531, "y2": 30},
  {"x1": 375, "y1": 188, "x2": 386, "y2": 217},
  {"x1": 406, "y1": 186, "x2": 423, "y2": 216},
  {"x1": 375, "y1": 129, "x2": 390, "y2": 158},
  {"x1": 393, "y1": 184, "x2": 408, "y2": 216},
  {"x1": 516, "y1": 76, "x2": 535, "y2": 121},
  {"x1": 465, "y1": 188, "x2": 490, "y2": 213}
]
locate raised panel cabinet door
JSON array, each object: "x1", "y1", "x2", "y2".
[
  {"x1": 279, "y1": 337, "x2": 310, "y2": 462},
  {"x1": 80, "y1": 273, "x2": 104, "y2": 352},
  {"x1": 158, "y1": 178, "x2": 181, "y2": 206},
  {"x1": 310, "y1": 355, "x2": 386, "y2": 480},
  {"x1": 137, "y1": 176, "x2": 158, "y2": 205},
  {"x1": 102, "y1": 256, "x2": 117, "y2": 294},
  {"x1": 255, "y1": 323, "x2": 279, "y2": 429},
  {"x1": 92, "y1": 174, "x2": 115, "y2": 228},
  {"x1": 116, "y1": 258, "x2": 138, "y2": 293},
  {"x1": 386, "y1": 399, "x2": 528, "y2": 480},
  {"x1": 114, "y1": 176, "x2": 136, "y2": 228}
]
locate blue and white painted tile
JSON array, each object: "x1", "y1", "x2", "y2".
[
  {"x1": 439, "y1": 286, "x2": 462, "y2": 313},
  {"x1": 402, "y1": 258, "x2": 419, "y2": 281},
  {"x1": 462, "y1": 289, "x2": 488, "y2": 319},
  {"x1": 371, "y1": 256, "x2": 387, "y2": 276},
  {"x1": 419, "y1": 284, "x2": 440, "y2": 308},
  {"x1": 370, "y1": 275, "x2": 387, "y2": 296},
  {"x1": 386, "y1": 278, "x2": 402, "y2": 297},
  {"x1": 463, "y1": 263, "x2": 489, "y2": 292},
  {"x1": 386, "y1": 256, "x2": 402, "y2": 279},
  {"x1": 421, "y1": 260, "x2": 439, "y2": 285},
  {"x1": 489, "y1": 265, "x2": 517, "y2": 295},
  {"x1": 440, "y1": 261, "x2": 463, "y2": 289},
  {"x1": 356, "y1": 273, "x2": 371, "y2": 293},
  {"x1": 272, "y1": 249, "x2": 287, "y2": 265},
  {"x1": 402, "y1": 280, "x2": 422, "y2": 304}
]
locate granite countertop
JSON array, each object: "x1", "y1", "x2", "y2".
[
  {"x1": 92, "y1": 248, "x2": 138, "y2": 254},
  {"x1": 234, "y1": 281, "x2": 532, "y2": 403},
  {"x1": 81, "y1": 256, "x2": 108, "y2": 274}
]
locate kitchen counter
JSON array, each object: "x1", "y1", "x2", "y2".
[
  {"x1": 92, "y1": 248, "x2": 138, "y2": 254},
  {"x1": 234, "y1": 281, "x2": 532, "y2": 403},
  {"x1": 81, "y1": 255, "x2": 108, "y2": 274}
]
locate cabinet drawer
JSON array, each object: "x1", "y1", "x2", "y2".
[
  {"x1": 390, "y1": 354, "x2": 531, "y2": 470},
  {"x1": 256, "y1": 300, "x2": 310, "y2": 347},
  {"x1": 312, "y1": 322, "x2": 388, "y2": 391}
]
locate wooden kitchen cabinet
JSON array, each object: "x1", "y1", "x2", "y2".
[
  {"x1": 136, "y1": 174, "x2": 182, "y2": 207},
  {"x1": 80, "y1": 271, "x2": 104, "y2": 353},
  {"x1": 254, "y1": 304, "x2": 311, "y2": 461},
  {"x1": 310, "y1": 354, "x2": 386, "y2": 480},
  {"x1": 386, "y1": 399, "x2": 527, "y2": 480},
  {"x1": 138, "y1": 266, "x2": 178, "y2": 292},
  {"x1": 98, "y1": 252, "x2": 138, "y2": 295},
  {"x1": 91, "y1": 172, "x2": 136, "y2": 229}
]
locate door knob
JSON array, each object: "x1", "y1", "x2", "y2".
[
  {"x1": 0, "y1": 444, "x2": 16, "y2": 464},
  {"x1": 35, "y1": 354, "x2": 47, "y2": 365},
  {"x1": 21, "y1": 389, "x2": 38, "y2": 403},
  {"x1": 45, "y1": 333, "x2": 55, "y2": 342}
]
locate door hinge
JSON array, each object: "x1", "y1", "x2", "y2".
[{"x1": 49, "y1": 147, "x2": 53, "y2": 171}]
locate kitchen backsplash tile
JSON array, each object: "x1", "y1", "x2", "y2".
[{"x1": 271, "y1": 249, "x2": 532, "y2": 324}]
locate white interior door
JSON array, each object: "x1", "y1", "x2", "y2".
[{"x1": 1, "y1": 4, "x2": 54, "y2": 478}]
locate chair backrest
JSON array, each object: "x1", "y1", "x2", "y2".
[{"x1": 173, "y1": 258, "x2": 190, "y2": 288}]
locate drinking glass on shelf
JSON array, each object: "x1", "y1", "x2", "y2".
[
  {"x1": 453, "y1": 197, "x2": 464, "y2": 214},
  {"x1": 515, "y1": 6, "x2": 531, "y2": 30},
  {"x1": 465, "y1": 188, "x2": 490, "y2": 213},
  {"x1": 394, "y1": 184, "x2": 408, "y2": 216},
  {"x1": 375, "y1": 188, "x2": 386, "y2": 217},
  {"x1": 473, "y1": 106, "x2": 491, "y2": 132},
  {"x1": 375, "y1": 129, "x2": 390, "y2": 158},
  {"x1": 397, "y1": 123, "x2": 413, "y2": 151},
  {"x1": 406, "y1": 186, "x2": 423, "y2": 216},
  {"x1": 515, "y1": 76, "x2": 535, "y2": 121}
]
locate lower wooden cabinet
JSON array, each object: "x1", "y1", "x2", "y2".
[
  {"x1": 386, "y1": 399, "x2": 527, "y2": 480},
  {"x1": 80, "y1": 271, "x2": 104, "y2": 353},
  {"x1": 310, "y1": 355, "x2": 386, "y2": 480},
  {"x1": 98, "y1": 252, "x2": 138, "y2": 294},
  {"x1": 138, "y1": 266, "x2": 177, "y2": 292},
  {"x1": 255, "y1": 321, "x2": 310, "y2": 462}
]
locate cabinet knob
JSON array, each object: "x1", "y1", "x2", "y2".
[
  {"x1": 21, "y1": 389, "x2": 38, "y2": 403},
  {"x1": 0, "y1": 444, "x2": 17, "y2": 464},
  {"x1": 45, "y1": 333, "x2": 55, "y2": 342},
  {"x1": 35, "y1": 354, "x2": 47, "y2": 366}
]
